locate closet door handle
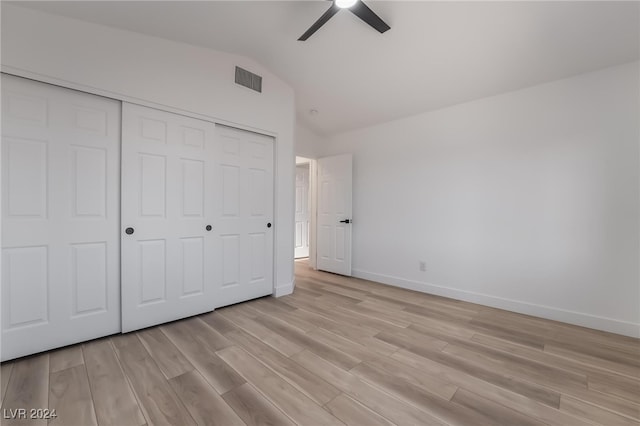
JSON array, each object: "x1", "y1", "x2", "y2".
[
  {"x1": 206, "y1": 225, "x2": 212, "y2": 231},
  {"x1": 339, "y1": 219, "x2": 351, "y2": 224},
  {"x1": 267, "y1": 223, "x2": 272, "y2": 228},
  {"x1": 125, "y1": 227, "x2": 135, "y2": 235}
]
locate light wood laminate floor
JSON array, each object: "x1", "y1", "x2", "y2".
[{"x1": 1, "y1": 260, "x2": 639, "y2": 425}]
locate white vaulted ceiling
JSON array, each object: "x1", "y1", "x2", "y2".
[{"x1": 10, "y1": 1, "x2": 640, "y2": 136}]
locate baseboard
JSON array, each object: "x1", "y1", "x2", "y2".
[
  {"x1": 352, "y1": 269, "x2": 640, "y2": 338},
  {"x1": 273, "y1": 279, "x2": 295, "y2": 297}
]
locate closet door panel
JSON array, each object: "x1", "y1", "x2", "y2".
[
  {"x1": 121, "y1": 103, "x2": 216, "y2": 332},
  {"x1": 1, "y1": 74, "x2": 121, "y2": 361},
  {"x1": 214, "y1": 125, "x2": 274, "y2": 307}
]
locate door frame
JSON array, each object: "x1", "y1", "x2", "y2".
[
  {"x1": 294, "y1": 162, "x2": 310, "y2": 260},
  {"x1": 315, "y1": 154, "x2": 353, "y2": 276},
  {"x1": 297, "y1": 155, "x2": 355, "y2": 274},
  {"x1": 295, "y1": 157, "x2": 318, "y2": 270}
]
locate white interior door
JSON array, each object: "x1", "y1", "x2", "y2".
[
  {"x1": 1, "y1": 75, "x2": 121, "y2": 361},
  {"x1": 295, "y1": 165, "x2": 310, "y2": 258},
  {"x1": 121, "y1": 103, "x2": 217, "y2": 332},
  {"x1": 215, "y1": 125, "x2": 274, "y2": 307},
  {"x1": 317, "y1": 154, "x2": 353, "y2": 276}
]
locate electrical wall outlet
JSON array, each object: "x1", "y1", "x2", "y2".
[{"x1": 419, "y1": 261, "x2": 427, "y2": 272}]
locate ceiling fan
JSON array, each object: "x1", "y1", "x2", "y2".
[{"x1": 298, "y1": 0, "x2": 390, "y2": 41}]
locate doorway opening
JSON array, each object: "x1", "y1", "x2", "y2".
[
  {"x1": 295, "y1": 157, "x2": 312, "y2": 261},
  {"x1": 294, "y1": 156, "x2": 319, "y2": 270}
]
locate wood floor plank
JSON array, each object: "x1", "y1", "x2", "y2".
[
  {"x1": 1, "y1": 354, "x2": 49, "y2": 426},
  {"x1": 218, "y1": 307, "x2": 304, "y2": 357},
  {"x1": 354, "y1": 355, "x2": 458, "y2": 400},
  {"x1": 49, "y1": 346, "x2": 84, "y2": 374},
  {"x1": 470, "y1": 332, "x2": 640, "y2": 418},
  {"x1": 82, "y1": 340, "x2": 145, "y2": 426},
  {"x1": 395, "y1": 297, "x2": 477, "y2": 323},
  {"x1": 381, "y1": 305, "x2": 475, "y2": 340},
  {"x1": 305, "y1": 328, "x2": 389, "y2": 362},
  {"x1": 48, "y1": 364, "x2": 97, "y2": 426},
  {"x1": 588, "y1": 370, "x2": 640, "y2": 403},
  {"x1": 560, "y1": 394, "x2": 639, "y2": 426},
  {"x1": 261, "y1": 296, "x2": 298, "y2": 312},
  {"x1": 137, "y1": 327, "x2": 194, "y2": 379},
  {"x1": 361, "y1": 293, "x2": 410, "y2": 311},
  {"x1": 111, "y1": 334, "x2": 196, "y2": 426},
  {"x1": 222, "y1": 383, "x2": 296, "y2": 426},
  {"x1": 298, "y1": 273, "x2": 377, "y2": 294},
  {"x1": 548, "y1": 330, "x2": 640, "y2": 363},
  {"x1": 376, "y1": 325, "x2": 449, "y2": 353},
  {"x1": 404, "y1": 318, "x2": 479, "y2": 343},
  {"x1": 308, "y1": 272, "x2": 375, "y2": 288},
  {"x1": 167, "y1": 317, "x2": 233, "y2": 353},
  {"x1": 314, "y1": 281, "x2": 371, "y2": 300},
  {"x1": 169, "y1": 370, "x2": 244, "y2": 426},
  {"x1": 258, "y1": 314, "x2": 361, "y2": 371},
  {"x1": 545, "y1": 343, "x2": 640, "y2": 379},
  {"x1": 470, "y1": 325, "x2": 639, "y2": 391},
  {"x1": 559, "y1": 385, "x2": 640, "y2": 421},
  {"x1": 316, "y1": 292, "x2": 363, "y2": 307},
  {"x1": 467, "y1": 318, "x2": 547, "y2": 349},
  {"x1": 454, "y1": 339, "x2": 640, "y2": 419},
  {"x1": 451, "y1": 388, "x2": 544, "y2": 426},
  {"x1": 375, "y1": 331, "x2": 562, "y2": 408},
  {"x1": 1, "y1": 361, "x2": 13, "y2": 406},
  {"x1": 351, "y1": 361, "x2": 505, "y2": 426},
  {"x1": 324, "y1": 393, "x2": 394, "y2": 426},
  {"x1": 472, "y1": 332, "x2": 632, "y2": 379},
  {"x1": 289, "y1": 286, "x2": 323, "y2": 298},
  {"x1": 474, "y1": 308, "x2": 555, "y2": 335},
  {"x1": 249, "y1": 299, "x2": 318, "y2": 333},
  {"x1": 356, "y1": 335, "x2": 399, "y2": 356},
  {"x1": 217, "y1": 346, "x2": 342, "y2": 425},
  {"x1": 340, "y1": 301, "x2": 413, "y2": 328},
  {"x1": 551, "y1": 325, "x2": 640, "y2": 357},
  {"x1": 441, "y1": 342, "x2": 589, "y2": 391},
  {"x1": 282, "y1": 302, "x2": 378, "y2": 341},
  {"x1": 371, "y1": 287, "x2": 477, "y2": 319},
  {"x1": 391, "y1": 349, "x2": 589, "y2": 426},
  {"x1": 251, "y1": 297, "x2": 299, "y2": 316},
  {"x1": 225, "y1": 328, "x2": 341, "y2": 405},
  {"x1": 284, "y1": 295, "x2": 404, "y2": 336},
  {"x1": 402, "y1": 299, "x2": 478, "y2": 323},
  {"x1": 161, "y1": 322, "x2": 245, "y2": 394},
  {"x1": 291, "y1": 349, "x2": 448, "y2": 426},
  {"x1": 199, "y1": 311, "x2": 238, "y2": 335}
]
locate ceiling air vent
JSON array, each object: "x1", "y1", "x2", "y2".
[{"x1": 235, "y1": 66, "x2": 262, "y2": 93}]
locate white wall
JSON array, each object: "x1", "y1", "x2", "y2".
[
  {"x1": 322, "y1": 62, "x2": 640, "y2": 337},
  {"x1": 1, "y1": 4, "x2": 296, "y2": 296},
  {"x1": 296, "y1": 122, "x2": 326, "y2": 159}
]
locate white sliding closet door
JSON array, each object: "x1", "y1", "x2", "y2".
[
  {"x1": 215, "y1": 125, "x2": 274, "y2": 307},
  {"x1": 121, "y1": 103, "x2": 217, "y2": 332},
  {"x1": 1, "y1": 74, "x2": 121, "y2": 361}
]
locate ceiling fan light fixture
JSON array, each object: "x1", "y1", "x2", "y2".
[
  {"x1": 335, "y1": 0, "x2": 357, "y2": 9},
  {"x1": 298, "y1": 0, "x2": 389, "y2": 41}
]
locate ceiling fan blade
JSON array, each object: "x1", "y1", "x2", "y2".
[
  {"x1": 298, "y1": 3, "x2": 341, "y2": 41},
  {"x1": 349, "y1": 1, "x2": 390, "y2": 34}
]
